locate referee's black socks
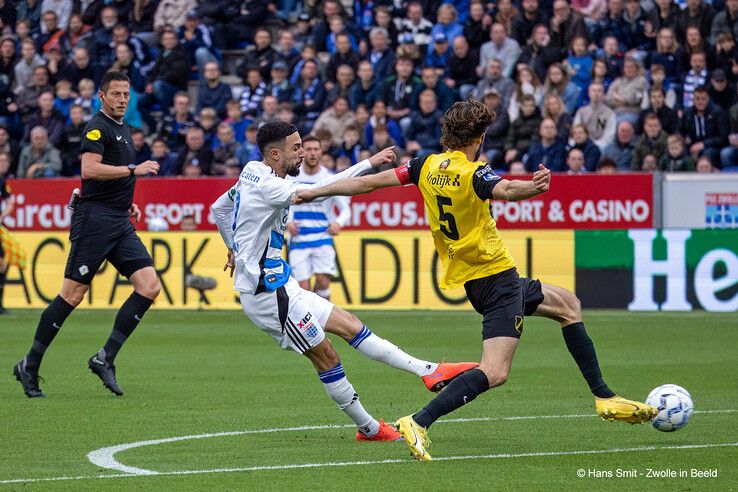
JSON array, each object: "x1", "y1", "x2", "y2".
[
  {"x1": 102, "y1": 291, "x2": 153, "y2": 363},
  {"x1": 562, "y1": 322, "x2": 615, "y2": 399},
  {"x1": 26, "y1": 295, "x2": 75, "y2": 371},
  {"x1": 413, "y1": 368, "x2": 490, "y2": 429}
]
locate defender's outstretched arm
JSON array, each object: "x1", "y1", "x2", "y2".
[{"x1": 294, "y1": 168, "x2": 402, "y2": 204}]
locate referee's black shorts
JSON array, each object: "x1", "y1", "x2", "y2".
[
  {"x1": 464, "y1": 268, "x2": 545, "y2": 340},
  {"x1": 64, "y1": 201, "x2": 153, "y2": 285}
]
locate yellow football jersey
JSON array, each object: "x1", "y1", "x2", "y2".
[{"x1": 400, "y1": 151, "x2": 516, "y2": 289}]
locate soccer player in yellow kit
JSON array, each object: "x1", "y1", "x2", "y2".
[{"x1": 294, "y1": 100, "x2": 657, "y2": 461}]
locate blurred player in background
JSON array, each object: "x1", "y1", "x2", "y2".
[
  {"x1": 287, "y1": 135, "x2": 349, "y2": 300},
  {"x1": 211, "y1": 121, "x2": 477, "y2": 442},
  {"x1": 295, "y1": 99, "x2": 659, "y2": 460},
  {"x1": 0, "y1": 160, "x2": 15, "y2": 315}
]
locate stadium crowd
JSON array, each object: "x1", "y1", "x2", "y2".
[{"x1": 1, "y1": 0, "x2": 738, "y2": 180}]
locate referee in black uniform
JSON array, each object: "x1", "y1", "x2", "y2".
[{"x1": 13, "y1": 71, "x2": 161, "y2": 398}]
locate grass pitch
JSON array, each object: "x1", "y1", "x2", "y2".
[{"x1": 1, "y1": 309, "x2": 737, "y2": 491}]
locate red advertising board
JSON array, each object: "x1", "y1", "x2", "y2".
[{"x1": 3, "y1": 174, "x2": 653, "y2": 231}]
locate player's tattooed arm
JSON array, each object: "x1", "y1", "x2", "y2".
[
  {"x1": 492, "y1": 164, "x2": 551, "y2": 202},
  {"x1": 293, "y1": 169, "x2": 402, "y2": 204}
]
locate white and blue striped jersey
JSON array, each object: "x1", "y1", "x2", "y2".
[
  {"x1": 211, "y1": 159, "x2": 372, "y2": 295},
  {"x1": 288, "y1": 167, "x2": 350, "y2": 251}
]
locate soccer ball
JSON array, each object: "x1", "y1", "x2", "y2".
[{"x1": 646, "y1": 384, "x2": 694, "y2": 432}]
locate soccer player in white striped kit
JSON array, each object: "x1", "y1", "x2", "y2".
[
  {"x1": 286, "y1": 135, "x2": 348, "y2": 300},
  {"x1": 211, "y1": 121, "x2": 476, "y2": 441}
]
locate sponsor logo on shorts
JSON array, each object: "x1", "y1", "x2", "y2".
[
  {"x1": 298, "y1": 312, "x2": 312, "y2": 328},
  {"x1": 514, "y1": 315, "x2": 523, "y2": 333}
]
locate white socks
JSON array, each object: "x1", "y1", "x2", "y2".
[
  {"x1": 318, "y1": 363, "x2": 379, "y2": 436},
  {"x1": 348, "y1": 326, "x2": 438, "y2": 377}
]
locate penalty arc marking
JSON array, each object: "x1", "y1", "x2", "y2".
[{"x1": 86, "y1": 409, "x2": 737, "y2": 476}]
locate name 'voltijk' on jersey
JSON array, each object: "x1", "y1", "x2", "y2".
[{"x1": 395, "y1": 150, "x2": 516, "y2": 290}]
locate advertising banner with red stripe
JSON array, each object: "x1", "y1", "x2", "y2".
[{"x1": 3, "y1": 174, "x2": 653, "y2": 231}]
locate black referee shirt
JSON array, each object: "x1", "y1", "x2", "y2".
[{"x1": 79, "y1": 110, "x2": 136, "y2": 210}]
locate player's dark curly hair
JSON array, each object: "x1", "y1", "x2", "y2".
[
  {"x1": 440, "y1": 99, "x2": 497, "y2": 150},
  {"x1": 256, "y1": 120, "x2": 299, "y2": 155}
]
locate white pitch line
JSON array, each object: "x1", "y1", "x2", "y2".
[
  {"x1": 3, "y1": 441, "x2": 738, "y2": 485},
  {"x1": 86, "y1": 408, "x2": 738, "y2": 476}
]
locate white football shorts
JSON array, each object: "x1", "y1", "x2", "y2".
[
  {"x1": 240, "y1": 277, "x2": 334, "y2": 354},
  {"x1": 289, "y1": 244, "x2": 337, "y2": 281}
]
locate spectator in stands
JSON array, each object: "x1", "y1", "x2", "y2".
[
  {"x1": 446, "y1": 35, "x2": 479, "y2": 101},
  {"x1": 66, "y1": 13, "x2": 91, "y2": 48},
  {"x1": 481, "y1": 88, "x2": 510, "y2": 168},
  {"x1": 224, "y1": 99, "x2": 249, "y2": 144},
  {"x1": 566, "y1": 123, "x2": 602, "y2": 171},
  {"x1": 350, "y1": 59, "x2": 380, "y2": 110},
  {"x1": 17, "y1": 125, "x2": 61, "y2": 177},
  {"x1": 544, "y1": 62, "x2": 581, "y2": 114},
  {"x1": 508, "y1": 66, "x2": 544, "y2": 122},
  {"x1": 131, "y1": 127, "x2": 151, "y2": 164},
  {"x1": 574, "y1": 82, "x2": 617, "y2": 151},
  {"x1": 368, "y1": 124, "x2": 397, "y2": 156},
  {"x1": 425, "y1": 33, "x2": 452, "y2": 74},
  {"x1": 677, "y1": 0, "x2": 715, "y2": 42},
  {"x1": 276, "y1": 31, "x2": 301, "y2": 71},
  {"x1": 603, "y1": 120, "x2": 636, "y2": 169},
  {"x1": 431, "y1": 3, "x2": 464, "y2": 47},
  {"x1": 365, "y1": 99, "x2": 404, "y2": 150},
  {"x1": 128, "y1": 2, "x2": 156, "y2": 46},
  {"x1": 661, "y1": 133, "x2": 696, "y2": 171},
  {"x1": 641, "y1": 153, "x2": 659, "y2": 171},
  {"x1": 382, "y1": 57, "x2": 421, "y2": 132},
  {"x1": 291, "y1": 58, "x2": 325, "y2": 134},
  {"x1": 712, "y1": 32, "x2": 738, "y2": 82},
  {"x1": 0, "y1": 125, "x2": 18, "y2": 176},
  {"x1": 405, "y1": 89, "x2": 442, "y2": 154},
  {"x1": 650, "y1": 27, "x2": 682, "y2": 85},
  {"x1": 17, "y1": 65, "x2": 53, "y2": 121},
  {"x1": 278, "y1": 102, "x2": 296, "y2": 125},
  {"x1": 326, "y1": 64, "x2": 356, "y2": 102},
  {"x1": 518, "y1": 24, "x2": 563, "y2": 83},
  {"x1": 598, "y1": 35, "x2": 624, "y2": 81},
  {"x1": 374, "y1": 6, "x2": 400, "y2": 52},
  {"x1": 550, "y1": 0, "x2": 587, "y2": 58},
  {"x1": 367, "y1": 27, "x2": 396, "y2": 80},
  {"x1": 708, "y1": 68, "x2": 736, "y2": 110},
  {"x1": 239, "y1": 66, "x2": 267, "y2": 118},
  {"x1": 198, "y1": 107, "x2": 218, "y2": 149},
  {"x1": 512, "y1": 0, "x2": 547, "y2": 46},
  {"x1": 680, "y1": 50, "x2": 708, "y2": 109},
  {"x1": 60, "y1": 103, "x2": 84, "y2": 175},
  {"x1": 543, "y1": 93, "x2": 573, "y2": 142},
  {"x1": 648, "y1": 0, "x2": 680, "y2": 35},
  {"x1": 238, "y1": 28, "x2": 278, "y2": 83},
  {"x1": 0, "y1": 37, "x2": 16, "y2": 85},
  {"x1": 255, "y1": 95, "x2": 279, "y2": 126},
  {"x1": 473, "y1": 58, "x2": 514, "y2": 110},
  {"x1": 636, "y1": 86, "x2": 679, "y2": 134},
  {"x1": 110, "y1": 43, "x2": 147, "y2": 93},
  {"x1": 326, "y1": 33, "x2": 360, "y2": 86},
  {"x1": 696, "y1": 154, "x2": 717, "y2": 172},
  {"x1": 36, "y1": 10, "x2": 70, "y2": 58},
  {"x1": 178, "y1": 10, "x2": 217, "y2": 78},
  {"x1": 620, "y1": 0, "x2": 650, "y2": 57},
  {"x1": 606, "y1": 57, "x2": 647, "y2": 123},
  {"x1": 223, "y1": 157, "x2": 242, "y2": 177},
  {"x1": 17, "y1": 0, "x2": 42, "y2": 36},
  {"x1": 154, "y1": 0, "x2": 202, "y2": 34},
  {"x1": 398, "y1": 2, "x2": 433, "y2": 52},
  {"x1": 212, "y1": 122, "x2": 241, "y2": 173},
  {"x1": 268, "y1": 61, "x2": 292, "y2": 103},
  {"x1": 493, "y1": 0, "x2": 519, "y2": 38},
  {"x1": 478, "y1": 23, "x2": 521, "y2": 79},
  {"x1": 73, "y1": 77, "x2": 97, "y2": 121},
  {"x1": 710, "y1": 0, "x2": 738, "y2": 44},
  {"x1": 414, "y1": 65, "x2": 456, "y2": 112},
  {"x1": 681, "y1": 26, "x2": 711, "y2": 72},
  {"x1": 314, "y1": 95, "x2": 356, "y2": 146},
  {"x1": 566, "y1": 36, "x2": 592, "y2": 95},
  {"x1": 524, "y1": 117, "x2": 567, "y2": 171},
  {"x1": 335, "y1": 124, "x2": 363, "y2": 164},
  {"x1": 150, "y1": 137, "x2": 179, "y2": 176},
  {"x1": 58, "y1": 46, "x2": 93, "y2": 88},
  {"x1": 88, "y1": 6, "x2": 119, "y2": 78},
  {"x1": 504, "y1": 94, "x2": 542, "y2": 163},
  {"x1": 237, "y1": 123, "x2": 261, "y2": 163},
  {"x1": 566, "y1": 148, "x2": 587, "y2": 174},
  {"x1": 52, "y1": 78, "x2": 73, "y2": 119},
  {"x1": 157, "y1": 91, "x2": 196, "y2": 150},
  {"x1": 194, "y1": 62, "x2": 230, "y2": 120},
  {"x1": 146, "y1": 28, "x2": 189, "y2": 110},
  {"x1": 632, "y1": 113, "x2": 668, "y2": 169},
  {"x1": 588, "y1": 59, "x2": 613, "y2": 99},
  {"x1": 293, "y1": 13, "x2": 314, "y2": 50},
  {"x1": 597, "y1": 157, "x2": 618, "y2": 173},
  {"x1": 14, "y1": 38, "x2": 45, "y2": 91},
  {"x1": 463, "y1": 0, "x2": 490, "y2": 50},
  {"x1": 682, "y1": 86, "x2": 729, "y2": 165},
  {"x1": 176, "y1": 126, "x2": 213, "y2": 175}
]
